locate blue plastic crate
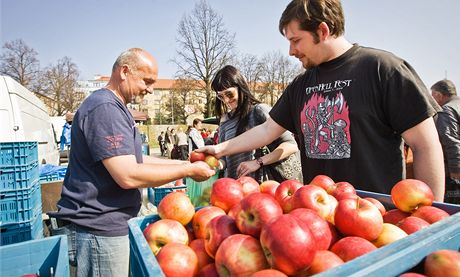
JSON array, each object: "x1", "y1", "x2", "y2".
[
  {"x1": 0, "y1": 141, "x2": 38, "y2": 167},
  {"x1": 0, "y1": 212, "x2": 43, "y2": 246},
  {"x1": 0, "y1": 161, "x2": 39, "y2": 191},
  {"x1": 0, "y1": 181, "x2": 42, "y2": 225},
  {"x1": 149, "y1": 184, "x2": 188, "y2": 206},
  {"x1": 0, "y1": 235, "x2": 70, "y2": 277},
  {"x1": 39, "y1": 173, "x2": 63, "y2": 183}
]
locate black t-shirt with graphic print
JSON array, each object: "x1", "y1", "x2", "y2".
[
  {"x1": 270, "y1": 44, "x2": 440, "y2": 194},
  {"x1": 49, "y1": 88, "x2": 143, "y2": 236}
]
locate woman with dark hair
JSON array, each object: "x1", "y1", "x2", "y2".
[{"x1": 212, "y1": 65, "x2": 302, "y2": 182}]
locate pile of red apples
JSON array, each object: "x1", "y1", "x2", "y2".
[{"x1": 143, "y1": 175, "x2": 458, "y2": 276}]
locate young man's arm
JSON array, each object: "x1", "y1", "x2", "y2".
[{"x1": 402, "y1": 117, "x2": 445, "y2": 202}]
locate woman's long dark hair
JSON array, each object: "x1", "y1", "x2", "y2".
[{"x1": 211, "y1": 65, "x2": 261, "y2": 136}]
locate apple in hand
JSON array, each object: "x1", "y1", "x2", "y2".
[
  {"x1": 156, "y1": 243, "x2": 199, "y2": 277},
  {"x1": 275, "y1": 179, "x2": 303, "y2": 213},
  {"x1": 192, "y1": 206, "x2": 226, "y2": 239},
  {"x1": 260, "y1": 214, "x2": 317, "y2": 275},
  {"x1": 334, "y1": 198, "x2": 383, "y2": 241},
  {"x1": 330, "y1": 236, "x2": 377, "y2": 262},
  {"x1": 204, "y1": 214, "x2": 239, "y2": 258},
  {"x1": 158, "y1": 191, "x2": 195, "y2": 225},
  {"x1": 235, "y1": 192, "x2": 283, "y2": 238},
  {"x1": 391, "y1": 179, "x2": 434, "y2": 212},
  {"x1": 289, "y1": 208, "x2": 333, "y2": 250},
  {"x1": 309, "y1": 174, "x2": 335, "y2": 192},
  {"x1": 205, "y1": 155, "x2": 220, "y2": 169},
  {"x1": 396, "y1": 216, "x2": 430, "y2": 234},
  {"x1": 190, "y1": 151, "x2": 206, "y2": 162},
  {"x1": 292, "y1": 185, "x2": 333, "y2": 220},
  {"x1": 371, "y1": 223, "x2": 408, "y2": 248},
  {"x1": 259, "y1": 180, "x2": 280, "y2": 198},
  {"x1": 411, "y1": 205, "x2": 450, "y2": 224},
  {"x1": 424, "y1": 249, "x2": 460, "y2": 277},
  {"x1": 210, "y1": 177, "x2": 244, "y2": 212},
  {"x1": 215, "y1": 234, "x2": 269, "y2": 277},
  {"x1": 237, "y1": 176, "x2": 260, "y2": 196},
  {"x1": 143, "y1": 218, "x2": 189, "y2": 255}
]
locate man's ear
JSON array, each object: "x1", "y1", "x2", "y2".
[
  {"x1": 120, "y1": 65, "x2": 130, "y2": 80},
  {"x1": 317, "y1": 22, "x2": 330, "y2": 41}
]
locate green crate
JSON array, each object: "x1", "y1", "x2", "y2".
[{"x1": 186, "y1": 172, "x2": 219, "y2": 206}]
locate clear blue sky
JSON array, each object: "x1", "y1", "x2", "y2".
[{"x1": 2, "y1": 0, "x2": 459, "y2": 89}]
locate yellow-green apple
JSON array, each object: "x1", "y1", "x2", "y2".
[
  {"x1": 143, "y1": 218, "x2": 189, "y2": 255},
  {"x1": 189, "y1": 239, "x2": 214, "y2": 270},
  {"x1": 424, "y1": 249, "x2": 460, "y2": 277},
  {"x1": 197, "y1": 263, "x2": 219, "y2": 277},
  {"x1": 204, "y1": 214, "x2": 239, "y2": 258},
  {"x1": 259, "y1": 180, "x2": 280, "y2": 198},
  {"x1": 412, "y1": 205, "x2": 450, "y2": 224},
  {"x1": 326, "y1": 194, "x2": 339, "y2": 224},
  {"x1": 396, "y1": 216, "x2": 430, "y2": 234},
  {"x1": 275, "y1": 179, "x2": 303, "y2": 213},
  {"x1": 158, "y1": 191, "x2": 195, "y2": 225},
  {"x1": 309, "y1": 174, "x2": 335, "y2": 192},
  {"x1": 215, "y1": 234, "x2": 269, "y2": 276},
  {"x1": 210, "y1": 177, "x2": 244, "y2": 212},
  {"x1": 192, "y1": 206, "x2": 226, "y2": 239},
  {"x1": 237, "y1": 176, "x2": 260, "y2": 196},
  {"x1": 289, "y1": 208, "x2": 333, "y2": 250},
  {"x1": 334, "y1": 198, "x2": 383, "y2": 241},
  {"x1": 328, "y1": 181, "x2": 357, "y2": 201},
  {"x1": 383, "y1": 209, "x2": 411, "y2": 224},
  {"x1": 260, "y1": 214, "x2": 317, "y2": 275},
  {"x1": 371, "y1": 223, "x2": 408, "y2": 248},
  {"x1": 235, "y1": 192, "x2": 283, "y2": 238},
  {"x1": 391, "y1": 179, "x2": 434, "y2": 212},
  {"x1": 190, "y1": 151, "x2": 206, "y2": 163},
  {"x1": 156, "y1": 243, "x2": 199, "y2": 277},
  {"x1": 305, "y1": 250, "x2": 344, "y2": 275},
  {"x1": 251, "y1": 269, "x2": 288, "y2": 277},
  {"x1": 330, "y1": 236, "x2": 377, "y2": 262},
  {"x1": 205, "y1": 155, "x2": 220, "y2": 169},
  {"x1": 292, "y1": 185, "x2": 333, "y2": 220},
  {"x1": 364, "y1": 197, "x2": 386, "y2": 216}
]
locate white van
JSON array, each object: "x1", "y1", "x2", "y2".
[{"x1": 0, "y1": 75, "x2": 60, "y2": 165}]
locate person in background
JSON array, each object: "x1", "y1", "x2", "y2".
[
  {"x1": 197, "y1": 0, "x2": 445, "y2": 201},
  {"x1": 176, "y1": 127, "x2": 189, "y2": 160},
  {"x1": 48, "y1": 48, "x2": 215, "y2": 277},
  {"x1": 431, "y1": 79, "x2": 460, "y2": 204},
  {"x1": 211, "y1": 65, "x2": 302, "y2": 182},
  {"x1": 59, "y1": 112, "x2": 73, "y2": 152},
  {"x1": 157, "y1": 131, "x2": 166, "y2": 156},
  {"x1": 188, "y1": 118, "x2": 205, "y2": 153},
  {"x1": 165, "y1": 127, "x2": 175, "y2": 159}
]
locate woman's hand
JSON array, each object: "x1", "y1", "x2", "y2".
[{"x1": 237, "y1": 160, "x2": 261, "y2": 178}]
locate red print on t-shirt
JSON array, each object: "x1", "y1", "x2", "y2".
[{"x1": 105, "y1": 135, "x2": 124, "y2": 150}]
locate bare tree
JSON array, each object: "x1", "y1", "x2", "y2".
[
  {"x1": 168, "y1": 78, "x2": 204, "y2": 124},
  {"x1": 236, "y1": 53, "x2": 264, "y2": 93},
  {"x1": 172, "y1": 0, "x2": 236, "y2": 118},
  {"x1": 0, "y1": 39, "x2": 40, "y2": 88},
  {"x1": 38, "y1": 57, "x2": 83, "y2": 116}
]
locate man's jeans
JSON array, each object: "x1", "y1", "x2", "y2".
[{"x1": 50, "y1": 223, "x2": 129, "y2": 277}]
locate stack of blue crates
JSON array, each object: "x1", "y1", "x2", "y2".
[{"x1": 0, "y1": 141, "x2": 43, "y2": 245}]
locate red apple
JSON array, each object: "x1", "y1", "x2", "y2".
[
  {"x1": 330, "y1": 236, "x2": 377, "y2": 262},
  {"x1": 326, "y1": 194, "x2": 339, "y2": 224},
  {"x1": 251, "y1": 269, "x2": 288, "y2": 277},
  {"x1": 305, "y1": 250, "x2": 344, "y2": 275},
  {"x1": 292, "y1": 185, "x2": 333, "y2": 220},
  {"x1": 412, "y1": 205, "x2": 450, "y2": 224},
  {"x1": 189, "y1": 239, "x2": 214, "y2": 270},
  {"x1": 309, "y1": 174, "x2": 335, "y2": 192},
  {"x1": 383, "y1": 209, "x2": 411, "y2": 224},
  {"x1": 424, "y1": 249, "x2": 460, "y2": 277},
  {"x1": 192, "y1": 206, "x2": 226, "y2": 239},
  {"x1": 235, "y1": 192, "x2": 283, "y2": 238},
  {"x1": 190, "y1": 151, "x2": 206, "y2": 162},
  {"x1": 156, "y1": 243, "x2": 198, "y2": 277},
  {"x1": 204, "y1": 214, "x2": 239, "y2": 258},
  {"x1": 205, "y1": 155, "x2": 220, "y2": 169},
  {"x1": 143, "y1": 218, "x2": 189, "y2": 255},
  {"x1": 259, "y1": 180, "x2": 280, "y2": 198},
  {"x1": 260, "y1": 214, "x2": 317, "y2": 275},
  {"x1": 372, "y1": 223, "x2": 408, "y2": 248},
  {"x1": 227, "y1": 202, "x2": 241, "y2": 220},
  {"x1": 398, "y1": 273, "x2": 426, "y2": 277},
  {"x1": 210, "y1": 177, "x2": 244, "y2": 212},
  {"x1": 157, "y1": 191, "x2": 195, "y2": 225},
  {"x1": 215, "y1": 234, "x2": 269, "y2": 276},
  {"x1": 364, "y1": 197, "x2": 386, "y2": 216},
  {"x1": 275, "y1": 179, "x2": 303, "y2": 213},
  {"x1": 197, "y1": 263, "x2": 219, "y2": 277},
  {"x1": 396, "y1": 216, "x2": 430, "y2": 234},
  {"x1": 289, "y1": 208, "x2": 333, "y2": 250},
  {"x1": 328, "y1": 181, "x2": 356, "y2": 201},
  {"x1": 334, "y1": 198, "x2": 383, "y2": 241},
  {"x1": 237, "y1": 176, "x2": 260, "y2": 196},
  {"x1": 391, "y1": 179, "x2": 434, "y2": 212}
]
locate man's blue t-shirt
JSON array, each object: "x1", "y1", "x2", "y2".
[{"x1": 50, "y1": 88, "x2": 143, "y2": 236}]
